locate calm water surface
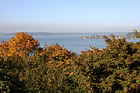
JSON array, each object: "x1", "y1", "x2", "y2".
[{"x1": 0, "y1": 32, "x2": 139, "y2": 54}]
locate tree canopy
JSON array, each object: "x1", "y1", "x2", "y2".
[{"x1": 1, "y1": 31, "x2": 140, "y2": 92}]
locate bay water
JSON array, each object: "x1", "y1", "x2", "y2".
[{"x1": 0, "y1": 32, "x2": 139, "y2": 54}]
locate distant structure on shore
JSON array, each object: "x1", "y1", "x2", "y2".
[{"x1": 79, "y1": 32, "x2": 138, "y2": 40}]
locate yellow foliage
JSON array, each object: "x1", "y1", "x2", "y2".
[{"x1": 0, "y1": 32, "x2": 39, "y2": 61}]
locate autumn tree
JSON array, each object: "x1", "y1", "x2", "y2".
[
  {"x1": 8, "y1": 32, "x2": 39, "y2": 58},
  {"x1": 0, "y1": 32, "x2": 39, "y2": 61},
  {"x1": 76, "y1": 33, "x2": 140, "y2": 92},
  {"x1": 18, "y1": 44, "x2": 91, "y2": 92},
  {"x1": 0, "y1": 32, "x2": 39, "y2": 92},
  {"x1": 1, "y1": 31, "x2": 140, "y2": 92}
]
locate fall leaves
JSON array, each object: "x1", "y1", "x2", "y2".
[
  {"x1": 1, "y1": 32, "x2": 140, "y2": 92},
  {"x1": 0, "y1": 32, "x2": 39, "y2": 60}
]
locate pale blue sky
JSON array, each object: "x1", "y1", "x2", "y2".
[{"x1": 0, "y1": 0, "x2": 140, "y2": 33}]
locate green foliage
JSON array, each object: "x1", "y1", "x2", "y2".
[
  {"x1": 1, "y1": 31, "x2": 140, "y2": 92},
  {"x1": 76, "y1": 33, "x2": 140, "y2": 92},
  {"x1": 18, "y1": 44, "x2": 91, "y2": 92},
  {"x1": 0, "y1": 57, "x2": 26, "y2": 93}
]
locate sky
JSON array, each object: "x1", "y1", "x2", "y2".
[{"x1": 0, "y1": 0, "x2": 140, "y2": 33}]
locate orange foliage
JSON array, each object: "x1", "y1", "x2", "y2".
[
  {"x1": 0, "y1": 40, "x2": 9, "y2": 61},
  {"x1": 0, "y1": 32, "x2": 39, "y2": 60},
  {"x1": 1, "y1": 31, "x2": 140, "y2": 92},
  {"x1": 43, "y1": 44, "x2": 75, "y2": 61},
  {"x1": 36, "y1": 44, "x2": 76, "y2": 75}
]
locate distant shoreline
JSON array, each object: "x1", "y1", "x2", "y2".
[{"x1": 79, "y1": 32, "x2": 138, "y2": 40}]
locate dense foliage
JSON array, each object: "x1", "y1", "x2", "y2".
[{"x1": 1, "y1": 31, "x2": 140, "y2": 92}]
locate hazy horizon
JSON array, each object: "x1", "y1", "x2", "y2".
[{"x1": 0, "y1": 0, "x2": 140, "y2": 33}]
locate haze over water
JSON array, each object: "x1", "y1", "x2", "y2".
[
  {"x1": 0, "y1": 1, "x2": 140, "y2": 54},
  {"x1": 0, "y1": 0, "x2": 140, "y2": 33}
]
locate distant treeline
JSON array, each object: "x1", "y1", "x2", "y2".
[
  {"x1": 79, "y1": 32, "x2": 137, "y2": 39},
  {"x1": 1, "y1": 31, "x2": 140, "y2": 92}
]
